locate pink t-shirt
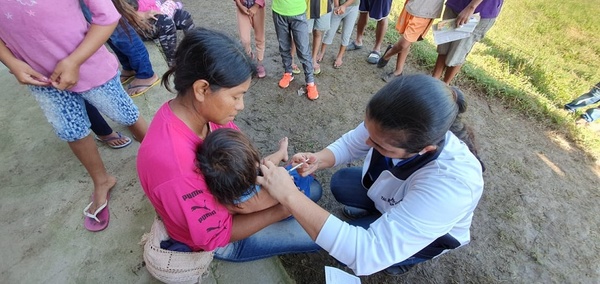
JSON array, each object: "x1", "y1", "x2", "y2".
[
  {"x1": 137, "y1": 0, "x2": 161, "y2": 12},
  {"x1": 137, "y1": 102, "x2": 238, "y2": 251},
  {"x1": 0, "y1": 0, "x2": 120, "y2": 92}
]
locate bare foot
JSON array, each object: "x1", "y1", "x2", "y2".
[
  {"x1": 275, "y1": 137, "x2": 289, "y2": 163},
  {"x1": 120, "y1": 70, "x2": 136, "y2": 84},
  {"x1": 316, "y1": 53, "x2": 324, "y2": 63},
  {"x1": 96, "y1": 131, "x2": 131, "y2": 148},
  {"x1": 334, "y1": 58, "x2": 343, "y2": 69},
  {"x1": 88, "y1": 175, "x2": 116, "y2": 214},
  {"x1": 126, "y1": 74, "x2": 160, "y2": 96}
]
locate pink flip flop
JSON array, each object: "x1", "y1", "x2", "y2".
[{"x1": 83, "y1": 194, "x2": 110, "y2": 232}]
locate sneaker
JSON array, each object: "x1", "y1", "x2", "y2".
[
  {"x1": 256, "y1": 64, "x2": 266, "y2": 78},
  {"x1": 291, "y1": 64, "x2": 301, "y2": 74},
  {"x1": 279, "y1": 73, "x2": 294, "y2": 88},
  {"x1": 306, "y1": 83, "x2": 319, "y2": 100},
  {"x1": 384, "y1": 264, "x2": 415, "y2": 276}
]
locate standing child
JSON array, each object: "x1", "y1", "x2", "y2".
[
  {"x1": 235, "y1": 0, "x2": 267, "y2": 78},
  {"x1": 0, "y1": 0, "x2": 148, "y2": 232},
  {"x1": 377, "y1": 0, "x2": 445, "y2": 82},
  {"x1": 306, "y1": 0, "x2": 333, "y2": 75},
  {"x1": 432, "y1": 0, "x2": 504, "y2": 84},
  {"x1": 272, "y1": 0, "x2": 320, "y2": 100},
  {"x1": 316, "y1": 0, "x2": 360, "y2": 69}
]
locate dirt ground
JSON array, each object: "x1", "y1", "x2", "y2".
[
  {"x1": 188, "y1": 1, "x2": 600, "y2": 283},
  {"x1": 2, "y1": 1, "x2": 599, "y2": 283}
]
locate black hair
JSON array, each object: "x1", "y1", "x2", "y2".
[
  {"x1": 366, "y1": 74, "x2": 480, "y2": 157},
  {"x1": 162, "y1": 28, "x2": 256, "y2": 95},
  {"x1": 196, "y1": 128, "x2": 261, "y2": 206}
]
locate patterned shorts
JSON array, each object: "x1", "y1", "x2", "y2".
[{"x1": 29, "y1": 74, "x2": 140, "y2": 142}]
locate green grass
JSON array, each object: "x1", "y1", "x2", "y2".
[{"x1": 374, "y1": 0, "x2": 600, "y2": 160}]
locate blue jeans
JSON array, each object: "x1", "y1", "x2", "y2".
[
  {"x1": 79, "y1": 1, "x2": 154, "y2": 79},
  {"x1": 213, "y1": 179, "x2": 323, "y2": 261},
  {"x1": 108, "y1": 23, "x2": 155, "y2": 79},
  {"x1": 330, "y1": 167, "x2": 430, "y2": 268}
]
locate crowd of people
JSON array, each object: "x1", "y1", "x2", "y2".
[{"x1": 1, "y1": 0, "x2": 594, "y2": 280}]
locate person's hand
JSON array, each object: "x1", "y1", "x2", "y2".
[
  {"x1": 256, "y1": 160, "x2": 298, "y2": 202},
  {"x1": 248, "y1": 5, "x2": 258, "y2": 17},
  {"x1": 7, "y1": 59, "x2": 51, "y2": 86},
  {"x1": 291, "y1": 152, "x2": 320, "y2": 177},
  {"x1": 456, "y1": 6, "x2": 476, "y2": 26},
  {"x1": 50, "y1": 57, "x2": 80, "y2": 90},
  {"x1": 334, "y1": 5, "x2": 346, "y2": 15}
]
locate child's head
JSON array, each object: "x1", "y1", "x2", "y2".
[
  {"x1": 196, "y1": 128, "x2": 261, "y2": 206},
  {"x1": 162, "y1": 27, "x2": 256, "y2": 96}
]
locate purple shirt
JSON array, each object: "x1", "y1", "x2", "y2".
[
  {"x1": 0, "y1": 0, "x2": 120, "y2": 92},
  {"x1": 446, "y1": 0, "x2": 504, "y2": 19}
]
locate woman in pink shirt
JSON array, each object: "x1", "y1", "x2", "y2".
[{"x1": 137, "y1": 28, "x2": 322, "y2": 260}]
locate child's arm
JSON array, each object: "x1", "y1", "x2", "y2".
[
  {"x1": 50, "y1": 21, "x2": 118, "y2": 90},
  {"x1": 0, "y1": 40, "x2": 50, "y2": 86},
  {"x1": 456, "y1": 0, "x2": 483, "y2": 26}
]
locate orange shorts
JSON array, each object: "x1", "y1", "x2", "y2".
[{"x1": 396, "y1": 5, "x2": 434, "y2": 43}]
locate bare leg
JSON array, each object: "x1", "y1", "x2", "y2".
[
  {"x1": 432, "y1": 54, "x2": 447, "y2": 79},
  {"x1": 335, "y1": 45, "x2": 347, "y2": 67},
  {"x1": 291, "y1": 40, "x2": 297, "y2": 67},
  {"x1": 373, "y1": 17, "x2": 388, "y2": 52},
  {"x1": 69, "y1": 135, "x2": 117, "y2": 214},
  {"x1": 263, "y1": 137, "x2": 289, "y2": 165},
  {"x1": 313, "y1": 30, "x2": 324, "y2": 65},
  {"x1": 317, "y1": 43, "x2": 328, "y2": 62},
  {"x1": 127, "y1": 115, "x2": 148, "y2": 142},
  {"x1": 392, "y1": 38, "x2": 412, "y2": 75},
  {"x1": 443, "y1": 65, "x2": 462, "y2": 84},
  {"x1": 355, "y1": 12, "x2": 368, "y2": 45}
]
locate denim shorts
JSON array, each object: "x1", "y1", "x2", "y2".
[
  {"x1": 307, "y1": 12, "x2": 332, "y2": 31},
  {"x1": 29, "y1": 74, "x2": 140, "y2": 142}
]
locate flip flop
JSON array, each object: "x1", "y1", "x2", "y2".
[
  {"x1": 333, "y1": 59, "x2": 343, "y2": 69},
  {"x1": 377, "y1": 44, "x2": 393, "y2": 68},
  {"x1": 120, "y1": 74, "x2": 135, "y2": 85},
  {"x1": 367, "y1": 51, "x2": 381, "y2": 64},
  {"x1": 313, "y1": 63, "x2": 321, "y2": 75},
  {"x1": 83, "y1": 194, "x2": 110, "y2": 232},
  {"x1": 94, "y1": 132, "x2": 132, "y2": 149},
  {"x1": 127, "y1": 78, "x2": 161, "y2": 98},
  {"x1": 346, "y1": 41, "x2": 363, "y2": 51},
  {"x1": 291, "y1": 64, "x2": 302, "y2": 74}
]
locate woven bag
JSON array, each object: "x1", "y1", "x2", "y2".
[{"x1": 140, "y1": 217, "x2": 214, "y2": 284}]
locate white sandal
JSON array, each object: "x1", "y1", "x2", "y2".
[{"x1": 83, "y1": 200, "x2": 108, "y2": 222}]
